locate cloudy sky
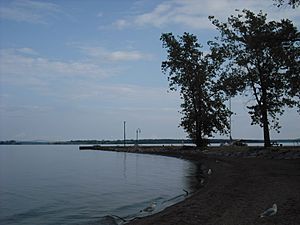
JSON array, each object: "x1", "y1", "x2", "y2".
[{"x1": 0, "y1": 0, "x2": 299, "y2": 141}]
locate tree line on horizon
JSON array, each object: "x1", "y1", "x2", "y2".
[
  {"x1": 161, "y1": 2, "x2": 300, "y2": 148},
  {"x1": 1, "y1": 138, "x2": 299, "y2": 145}
]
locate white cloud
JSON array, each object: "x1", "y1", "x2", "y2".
[
  {"x1": 113, "y1": 19, "x2": 130, "y2": 29},
  {"x1": 77, "y1": 46, "x2": 153, "y2": 62},
  {"x1": 107, "y1": 50, "x2": 152, "y2": 61},
  {"x1": 16, "y1": 47, "x2": 39, "y2": 55},
  {"x1": 113, "y1": 0, "x2": 300, "y2": 30},
  {"x1": 0, "y1": 104, "x2": 53, "y2": 115},
  {"x1": 0, "y1": 0, "x2": 61, "y2": 24},
  {"x1": 0, "y1": 48, "x2": 113, "y2": 87},
  {"x1": 0, "y1": 47, "x2": 155, "y2": 107},
  {"x1": 97, "y1": 12, "x2": 103, "y2": 17},
  {"x1": 60, "y1": 80, "x2": 179, "y2": 105}
]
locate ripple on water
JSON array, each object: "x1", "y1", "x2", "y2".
[{"x1": 0, "y1": 145, "x2": 198, "y2": 225}]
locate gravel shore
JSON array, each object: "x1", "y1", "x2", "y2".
[{"x1": 82, "y1": 146, "x2": 300, "y2": 225}]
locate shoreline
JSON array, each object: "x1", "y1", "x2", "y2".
[{"x1": 81, "y1": 146, "x2": 300, "y2": 225}]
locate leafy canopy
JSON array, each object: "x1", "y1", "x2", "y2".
[
  {"x1": 209, "y1": 9, "x2": 300, "y2": 146},
  {"x1": 161, "y1": 32, "x2": 230, "y2": 147},
  {"x1": 273, "y1": 0, "x2": 300, "y2": 8}
]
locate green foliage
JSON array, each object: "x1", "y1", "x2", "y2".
[
  {"x1": 160, "y1": 33, "x2": 230, "y2": 147},
  {"x1": 209, "y1": 9, "x2": 300, "y2": 147},
  {"x1": 273, "y1": 0, "x2": 300, "y2": 8}
]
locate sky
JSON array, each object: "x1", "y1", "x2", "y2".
[{"x1": 0, "y1": 0, "x2": 299, "y2": 141}]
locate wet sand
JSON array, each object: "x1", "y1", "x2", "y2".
[{"x1": 82, "y1": 146, "x2": 300, "y2": 225}]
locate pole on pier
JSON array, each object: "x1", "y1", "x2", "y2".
[
  {"x1": 136, "y1": 128, "x2": 141, "y2": 146},
  {"x1": 123, "y1": 121, "x2": 126, "y2": 147}
]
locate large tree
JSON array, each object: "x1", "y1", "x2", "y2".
[
  {"x1": 209, "y1": 9, "x2": 300, "y2": 147},
  {"x1": 161, "y1": 32, "x2": 230, "y2": 147}
]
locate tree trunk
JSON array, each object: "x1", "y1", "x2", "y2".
[
  {"x1": 261, "y1": 88, "x2": 271, "y2": 148},
  {"x1": 195, "y1": 129, "x2": 208, "y2": 148},
  {"x1": 195, "y1": 119, "x2": 201, "y2": 147},
  {"x1": 195, "y1": 118, "x2": 206, "y2": 148},
  {"x1": 195, "y1": 137, "x2": 202, "y2": 148},
  {"x1": 262, "y1": 109, "x2": 271, "y2": 147},
  {"x1": 195, "y1": 136, "x2": 206, "y2": 148}
]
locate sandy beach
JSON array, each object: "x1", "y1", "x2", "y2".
[{"x1": 83, "y1": 146, "x2": 300, "y2": 225}]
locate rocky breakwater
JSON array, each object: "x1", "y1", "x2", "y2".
[{"x1": 204, "y1": 146, "x2": 300, "y2": 159}]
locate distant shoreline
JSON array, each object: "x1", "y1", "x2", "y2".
[{"x1": 1, "y1": 138, "x2": 299, "y2": 146}]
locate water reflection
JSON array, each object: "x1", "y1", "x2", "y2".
[
  {"x1": 0, "y1": 145, "x2": 198, "y2": 225},
  {"x1": 123, "y1": 153, "x2": 127, "y2": 179}
]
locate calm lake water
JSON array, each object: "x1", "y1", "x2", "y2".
[{"x1": 0, "y1": 145, "x2": 198, "y2": 225}]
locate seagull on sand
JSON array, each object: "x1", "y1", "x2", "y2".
[
  {"x1": 260, "y1": 204, "x2": 277, "y2": 217},
  {"x1": 200, "y1": 178, "x2": 205, "y2": 185},
  {"x1": 207, "y1": 168, "x2": 212, "y2": 175},
  {"x1": 141, "y1": 202, "x2": 156, "y2": 213}
]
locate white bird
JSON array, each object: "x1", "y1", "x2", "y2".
[
  {"x1": 200, "y1": 178, "x2": 205, "y2": 185},
  {"x1": 260, "y1": 204, "x2": 277, "y2": 217},
  {"x1": 207, "y1": 169, "x2": 212, "y2": 175},
  {"x1": 141, "y1": 202, "x2": 156, "y2": 213}
]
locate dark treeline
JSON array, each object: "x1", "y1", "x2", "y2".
[{"x1": 1, "y1": 138, "x2": 299, "y2": 145}]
